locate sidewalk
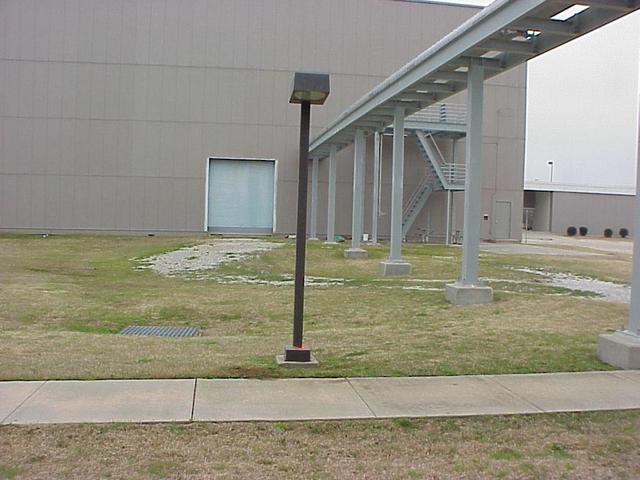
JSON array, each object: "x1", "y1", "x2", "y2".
[{"x1": 2, "y1": 371, "x2": 639, "y2": 425}]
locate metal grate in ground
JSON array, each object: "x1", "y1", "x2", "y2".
[{"x1": 119, "y1": 325, "x2": 201, "y2": 338}]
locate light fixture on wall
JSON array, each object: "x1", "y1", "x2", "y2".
[{"x1": 278, "y1": 72, "x2": 330, "y2": 366}]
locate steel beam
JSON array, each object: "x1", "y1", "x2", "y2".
[
  {"x1": 412, "y1": 82, "x2": 458, "y2": 93},
  {"x1": 395, "y1": 92, "x2": 438, "y2": 102},
  {"x1": 480, "y1": 38, "x2": 538, "y2": 55},
  {"x1": 511, "y1": 17, "x2": 580, "y2": 36}
]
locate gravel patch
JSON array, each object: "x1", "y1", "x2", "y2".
[
  {"x1": 135, "y1": 239, "x2": 345, "y2": 287},
  {"x1": 512, "y1": 267, "x2": 630, "y2": 303},
  {"x1": 136, "y1": 239, "x2": 285, "y2": 276}
]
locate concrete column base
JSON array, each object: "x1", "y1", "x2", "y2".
[
  {"x1": 597, "y1": 331, "x2": 640, "y2": 369},
  {"x1": 308, "y1": 237, "x2": 320, "y2": 241},
  {"x1": 276, "y1": 354, "x2": 319, "y2": 368},
  {"x1": 445, "y1": 282, "x2": 493, "y2": 305},
  {"x1": 379, "y1": 261, "x2": 412, "y2": 276},
  {"x1": 344, "y1": 248, "x2": 368, "y2": 259}
]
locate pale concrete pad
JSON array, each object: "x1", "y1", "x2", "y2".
[
  {"x1": 348, "y1": 376, "x2": 540, "y2": 418},
  {"x1": 445, "y1": 283, "x2": 493, "y2": 305},
  {"x1": 598, "y1": 332, "x2": 640, "y2": 369},
  {"x1": 194, "y1": 378, "x2": 373, "y2": 421},
  {"x1": 480, "y1": 242, "x2": 601, "y2": 257},
  {"x1": 525, "y1": 232, "x2": 633, "y2": 256},
  {"x1": 379, "y1": 261, "x2": 412, "y2": 276},
  {"x1": 0, "y1": 382, "x2": 44, "y2": 422},
  {"x1": 344, "y1": 248, "x2": 368, "y2": 259},
  {"x1": 491, "y1": 371, "x2": 640, "y2": 413},
  {"x1": 3, "y1": 379, "x2": 194, "y2": 425}
]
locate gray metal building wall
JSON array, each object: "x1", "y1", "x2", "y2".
[
  {"x1": 0, "y1": 0, "x2": 525, "y2": 238},
  {"x1": 549, "y1": 191, "x2": 635, "y2": 236}
]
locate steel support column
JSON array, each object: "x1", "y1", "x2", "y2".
[
  {"x1": 379, "y1": 107, "x2": 411, "y2": 276},
  {"x1": 597, "y1": 100, "x2": 640, "y2": 368},
  {"x1": 309, "y1": 157, "x2": 319, "y2": 240},
  {"x1": 371, "y1": 131, "x2": 382, "y2": 244},
  {"x1": 460, "y1": 62, "x2": 485, "y2": 285},
  {"x1": 344, "y1": 129, "x2": 368, "y2": 258},
  {"x1": 445, "y1": 190, "x2": 452, "y2": 246},
  {"x1": 325, "y1": 146, "x2": 337, "y2": 244},
  {"x1": 627, "y1": 106, "x2": 640, "y2": 336},
  {"x1": 444, "y1": 61, "x2": 492, "y2": 303},
  {"x1": 389, "y1": 107, "x2": 405, "y2": 262}
]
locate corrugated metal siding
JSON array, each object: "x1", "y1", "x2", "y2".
[{"x1": 0, "y1": 0, "x2": 524, "y2": 238}]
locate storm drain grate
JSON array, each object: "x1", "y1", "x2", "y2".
[{"x1": 119, "y1": 325, "x2": 201, "y2": 338}]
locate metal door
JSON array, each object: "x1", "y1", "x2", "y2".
[
  {"x1": 494, "y1": 200, "x2": 512, "y2": 240},
  {"x1": 207, "y1": 159, "x2": 275, "y2": 234}
]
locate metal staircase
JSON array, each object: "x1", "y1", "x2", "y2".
[
  {"x1": 401, "y1": 172, "x2": 435, "y2": 237},
  {"x1": 400, "y1": 110, "x2": 466, "y2": 237}
]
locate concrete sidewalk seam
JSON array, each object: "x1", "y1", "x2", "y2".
[
  {"x1": 611, "y1": 371, "x2": 640, "y2": 384},
  {"x1": 190, "y1": 379, "x2": 198, "y2": 422},
  {"x1": 1, "y1": 381, "x2": 48, "y2": 425},
  {"x1": 345, "y1": 378, "x2": 377, "y2": 418},
  {"x1": 485, "y1": 376, "x2": 546, "y2": 413}
]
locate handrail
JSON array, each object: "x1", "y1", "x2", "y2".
[{"x1": 408, "y1": 103, "x2": 467, "y2": 125}]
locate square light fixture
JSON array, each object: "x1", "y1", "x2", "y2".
[
  {"x1": 551, "y1": 4, "x2": 589, "y2": 22},
  {"x1": 289, "y1": 72, "x2": 330, "y2": 105}
]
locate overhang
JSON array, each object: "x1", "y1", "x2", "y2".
[{"x1": 309, "y1": 0, "x2": 640, "y2": 159}]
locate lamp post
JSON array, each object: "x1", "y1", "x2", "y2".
[
  {"x1": 279, "y1": 72, "x2": 330, "y2": 366},
  {"x1": 547, "y1": 161, "x2": 555, "y2": 233}
]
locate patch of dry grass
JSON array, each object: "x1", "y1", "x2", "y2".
[
  {"x1": 0, "y1": 234, "x2": 630, "y2": 380},
  {"x1": 0, "y1": 411, "x2": 638, "y2": 479}
]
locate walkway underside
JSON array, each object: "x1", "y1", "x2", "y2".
[{"x1": 309, "y1": 0, "x2": 638, "y2": 159}]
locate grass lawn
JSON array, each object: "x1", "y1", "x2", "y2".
[
  {"x1": 0, "y1": 411, "x2": 638, "y2": 479},
  {"x1": 0, "y1": 233, "x2": 631, "y2": 380}
]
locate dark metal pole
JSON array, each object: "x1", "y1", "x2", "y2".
[{"x1": 293, "y1": 101, "x2": 311, "y2": 348}]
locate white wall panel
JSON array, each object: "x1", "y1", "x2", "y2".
[
  {"x1": 15, "y1": 175, "x2": 32, "y2": 228},
  {"x1": 63, "y1": 0, "x2": 81, "y2": 62},
  {"x1": 102, "y1": 121, "x2": 120, "y2": 177},
  {"x1": 89, "y1": 2, "x2": 107, "y2": 63},
  {"x1": 89, "y1": 63, "x2": 107, "y2": 119},
  {"x1": 114, "y1": 176, "x2": 132, "y2": 230},
  {"x1": 17, "y1": 62, "x2": 35, "y2": 117},
  {"x1": 16, "y1": 119, "x2": 33, "y2": 175},
  {"x1": 62, "y1": 64, "x2": 79, "y2": 119},
  {"x1": 104, "y1": 65, "x2": 122, "y2": 120},
  {"x1": 60, "y1": 120, "x2": 76, "y2": 176},
  {"x1": 105, "y1": 0, "x2": 124, "y2": 64},
  {"x1": 76, "y1": 1, "x2": 94, "y2": 62},
  {"x1": 133, "y1": 0, "x2": 152, "y2": 65}
]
